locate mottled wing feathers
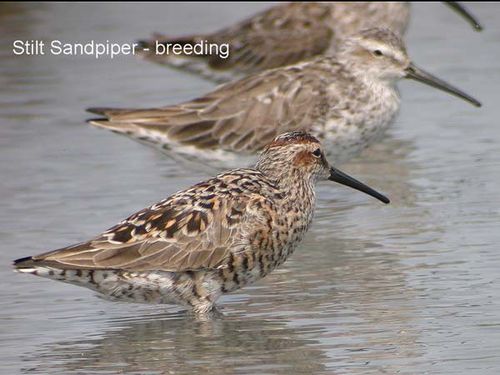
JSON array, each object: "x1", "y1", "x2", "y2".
[
  {"x1": 88, "y1": 62, "x2": 331, "y2": 153},
  {"x1": 28, "y1": 170, "x2": 277, "y2": 272},
  {"x1": 198, "y1": 7, "x2": 334, "y2": 73},
  {"x1": 140, "y1": 3, "x2": 335, "y2": 75}
]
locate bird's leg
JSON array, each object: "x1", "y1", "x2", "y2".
[{"x1": 189, "y1": 304, "x2": 225, "y2": 321}]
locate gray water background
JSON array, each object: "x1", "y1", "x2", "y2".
[{"x1": 0, "y1": 2, "x2": 499, "y2": 374}]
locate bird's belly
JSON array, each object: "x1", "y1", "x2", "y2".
[
  {"x1": 95, "y1": 270, "x2": 199, "y2": 306},
  {"x1": 217, "y1": 241, "x2": 301, "y2": 294},
  {"x1": 317, "y1": 98, "x2": 400, "y2": 163},
  {"x1": 26, "y1": 266, "x2": 220, "y2": 307},
  {"x1": 125, "y1": 128, "x2": 257, "y2": 170}
]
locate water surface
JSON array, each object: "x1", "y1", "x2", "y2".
[{"x1": 1, "y1": 3, "x2": 499, "y2": 374}]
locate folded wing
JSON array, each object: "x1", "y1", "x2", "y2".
[
  {"x1": 23, "y1": 174, "x2": 277, "y2": 272},
  {"x1": 88, "y1": 62, "x2": 332, "y2": 154}
]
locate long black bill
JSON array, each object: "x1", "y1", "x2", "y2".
[
  {"x1": 445, "y1": 2, "x2": 483, "y2": 31},
  {"x1": 405, "y1": 63, "x2": 481, "y2": 108},
  {"x1": 328, "y1": 167, "x2": 389, "y2": 204}
]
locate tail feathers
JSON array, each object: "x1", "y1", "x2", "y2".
[
  {"x1": 86, "y1": 107, "x2": 115, "y2": 116},
  {"x1": 86, "y1": 107, "x2": 142, "y2": 133},
  {"x1": 13, "y1": 256, "x2": 48, "y2": 275},
  {"x1": 86, "y1": 107, "x2": 145, "y2": 118},
  {"x1": 137, "y1": 32, "x2": 202, "y2": 50},
  {"x1": 136, "y1": 39, "x2": 151, "y2": 50},
  {"x1": 13, "y1": 256, "x2": 35, "y2": 269},
  {"x1": 87, "y1": 119, "x2": 139, "y2": 134},
  {"x1": 13, "y1": 256, "x2": 60, "y2": 273},
  {"x1": 13, "y1": 261, "x2": 107, "y2": 287},
  {"x1": 13, "y1": 255, "x2": 96, "y2": 281},
  {"x1": 86, "y1": 107, "x2": 150, "y2": 122}
]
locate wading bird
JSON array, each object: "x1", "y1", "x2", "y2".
[
  {"x1": 14, "y1": 132, "x2": 389, "y2": 316},
  {"x1": 137, "y1": 2, "x2": 482, "y2": 82},
  {"x1": 88, "y1": 28, "x2": 481, "y2": 169}
]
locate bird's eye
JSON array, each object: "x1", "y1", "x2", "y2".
[
  {"x1": 312, "y1": 148, "x2": 322, "y2": 158},
  {"x1": 373, "y1": 49, "x2": 383, "y2": 57}
]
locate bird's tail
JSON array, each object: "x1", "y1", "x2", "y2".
[
  {"x1": 13, "y1": 256, "x2": 37, "y2": 273},
  {"x1": 137, "y1": 33, "x2": 206, "y2": 58},
  {"x1": 86, "y1": 107, "x2": 143, "y2": 134},
  {"x1": 13, "y1": 256, "x2": 58, "y2": 279}
]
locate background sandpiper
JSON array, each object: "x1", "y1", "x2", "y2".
[
  {"x1": 88, "y1": 28, "x2": 481, "y2": 169},
  {"x1": 137, "y1": 2, "x2": 482, "y2": 82}
]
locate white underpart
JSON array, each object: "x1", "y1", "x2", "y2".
[
  {"x1": 318, "y1": 78, "x2": 400, "y2": 163},
  {"x1": 121, "y1": 126, "x2": 257, "y2": 170},
  {"x1": 17, "y1": 266, "x2": 191, "y2": 306}
]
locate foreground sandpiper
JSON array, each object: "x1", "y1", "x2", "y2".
[
  {"x1": 138, "y1": 2, "x2": 482, "y2": 82},
  {"x1": 14, "y1": 132, "x2": 389, "y2": 316},
  {"x1": 89, "y1": 28, "x2": 481, "y2": 169}
]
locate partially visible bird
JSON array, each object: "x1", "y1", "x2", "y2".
[
  {"x1": 137, "y1": 2, "x2": 482, "y2": 83},
  {"x1": 14, "y1": 131, "x2": 389, "y2": 316},
  {"x1": 88, "y1": 28, "x2": 481, "y2": 169}
]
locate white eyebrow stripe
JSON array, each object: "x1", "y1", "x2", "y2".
[{"x1": 361, "y1": 40, "x2": 405, "y2": 62}]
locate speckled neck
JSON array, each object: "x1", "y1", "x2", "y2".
[{"x1": 256, "y1": 160, "x2": 316, "y2": 215}]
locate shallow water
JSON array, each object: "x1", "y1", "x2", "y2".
[{"x1": 1, "y1": 2, "x2": 499, "y2": 374}]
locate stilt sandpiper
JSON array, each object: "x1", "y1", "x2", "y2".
[
  {"x1": 88, "y1": 28, "x2": 481, "y2": 169},
  {"x1": 137, "y1": 2, "x2": 482, "y2": 82},
  {"x1": 14, "y1": 132, "x2": 389, "y2": 316}
]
